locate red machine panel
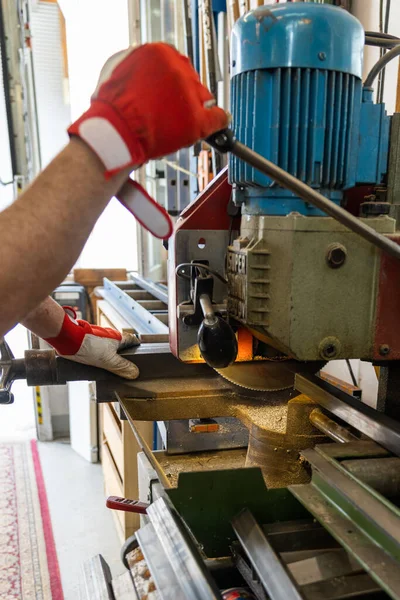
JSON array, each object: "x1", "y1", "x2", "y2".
[
  {"x1": 374, "y1": 234, "x2": 400, "y2": 360},
  {"x1": 168, "y1": 168, "x2": 234, "y2": 359}
]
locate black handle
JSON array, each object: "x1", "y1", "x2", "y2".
[
  {"x1": 206, "y1": 129, "x2": 236, "y2": 154},
  {"x1": 0, "y1": 339, "x2": 15, "y2": 404},
  {"x1": 197, "y1": 294, "x2": 238, "y2": 368},
  {"x1": 197, "y1": 316, "x2": 238, "y2": 369},
  {"x1": 0, "y1": 390, "x2": 13, "y2": 404}
]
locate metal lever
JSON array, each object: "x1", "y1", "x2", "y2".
[
  {"x1": 0, "y1": 343, "x2": 140, "y2": 403},
  {"x1": 0, "y1": 339, "x2": 15, "y2": 404},
  {"x1": 197, "y1": 294, "x2": 238, "y2": 369},
  {"x1": 207, "y1": 129, "x2": 400, "y2": 262}
]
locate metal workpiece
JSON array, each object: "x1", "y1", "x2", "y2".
[
  {"x1": 295, "y1": 372, "x2": 400, "y2": 458},
  {"x1": 1, "y1": 340, "x2": 219, "y2": 401},
  {"x1": 145, "y1": 497, "x2": 222, "y2": 600},
  {"x1": 291, "y1": 447, "x2": 400, "y2": 597},
  {"x1": 232, "y1": 509, "x2": 304, "y2": 600},
  {"x1": 136, "y1": 522, "x2": 185, "y2": 600},
  {"x1": 309, "y1": 409, "x2": 359, "y2": 444}
]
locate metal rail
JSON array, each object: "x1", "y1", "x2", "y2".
[
  {"x1": 291, "y1": 446, "x2": 400, "y2": 598},
  {"x1": 129, "y1": 273, "x2": 168, "y2": 305},
  {"x1": 309, "y1": 408, "x2": 359, "y2": 444},
  {"x1": 232, "y1": 509, "x2": 305, "y2": 600},
  {"x1": 102, "y1": 278, "x2": 168, "y2": 338},
  {"x1": 122, "y1": 410, "x2": 171, "y2": 489},
  {"x1": 296, "y1": 372, "x2": 400, "y2": 457},
  {"x1": 145, "y1": 497, "x2": 222, "y2": 600}
]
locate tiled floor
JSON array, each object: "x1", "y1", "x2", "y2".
[{"x1": 38, "y1": 440, "x2": 124, "y2": 599}]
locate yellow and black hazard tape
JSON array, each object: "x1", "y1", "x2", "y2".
[{"x1": 35, "y1": 386, "x2": 43, "y2": 425}]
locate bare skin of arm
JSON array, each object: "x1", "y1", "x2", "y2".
[
  {"x1": 21, "y1": 296, "x2": 65, "y2": 338},
  {"x1": 0, "y1": 137, "x2": 131, "y2": 338}
]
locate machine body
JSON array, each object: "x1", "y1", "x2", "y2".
[{"x1": 170, "y1": 2, "x2": 400, "y2": 365}]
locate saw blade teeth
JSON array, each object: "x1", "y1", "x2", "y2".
[{"x1": 215, "y1": 369, "x2": 292, "y2": 392}]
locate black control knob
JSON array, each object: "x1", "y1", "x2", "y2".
[{"x1": 197, "y1": 294, "x2": 238, "y2": 369}]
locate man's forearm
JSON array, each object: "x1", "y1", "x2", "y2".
[
  {"x1": 21, "y1": 296, "x2": 65, "y2": 338},
  {"x1": 0, "y1": 138, "x2": 130, "y2": 337}
]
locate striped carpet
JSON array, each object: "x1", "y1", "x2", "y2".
[{"x1": 0, "y1": 440, "x2": 64, "y2": 599}]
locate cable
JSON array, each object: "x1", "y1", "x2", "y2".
[
  {"x1": 346, "y1": 359, "x2": 358, "y2": 388},
  {"x1": 0, "y1": 0, "x2": 18, "y2": 176},
  {"x1": 175, "y1": 262, "x2": 228, "y2": 285},
  {"x1": 365, "y1": 31, "x2": 399, "y2": 41},
  {"x1": 0, "y1": 178, "x2": 13, "y2": 186},
  {"x1": 379, "y1": 0, "x2": 392, "y2": 103},
  {"x1": 364, "y1": 43, "x2": 400, "y2": 89},
  {"x1": 384, "y1": 0, "x2": 391, "y2": 38},
  {"x1": 376, "y1": 0, "x2": 384, "y2": 103},
  {"x1": 365, "y1": 36, "x2": 400, "y2": 48}
]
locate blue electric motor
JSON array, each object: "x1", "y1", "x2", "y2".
[{"x1": 230, "y1": 2, "x2": 390, "y2": 216}]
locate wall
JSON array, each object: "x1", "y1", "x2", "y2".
[
  {"x1": 352, "y1": 0, "x2": 400, "y2": 113},
  {"x1": 0, "y1": 47, "x2": 14, "y2": 211},
  {"x1": 58, "y1": 0, "x2": 138, "y2": 271},
  {"x1": 30, "y1": 1, "x2": 70, "y2": 168}
]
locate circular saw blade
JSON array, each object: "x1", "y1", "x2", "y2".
[{"x1": 216, "y1": 360, "x2": 295, "y2": 392}]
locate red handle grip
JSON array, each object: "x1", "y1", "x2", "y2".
[{"x1": 106, "y1": 495, "x2": 149, "y2": 514}]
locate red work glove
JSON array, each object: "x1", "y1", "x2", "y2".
[
  {"x1": 45, "y1": 308, "x2": 140, "y2": 380},
  {"x1": 68, "y1": 42, "x2": 228, "y2": 178}
]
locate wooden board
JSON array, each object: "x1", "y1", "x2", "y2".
[
  {"x1": 74, "y1": 268, "x2": 127, "y2": 288},
  {"x1": 74, "y1": 269, "x2": 127, "y2": 317},
  {"x1": 102, "y1": 403, "x2": 123, "y2": 478},
  {"x1": 97, "y1": 300, "x2": 136, "y2": 334},
  {"x1": 102, "y1": 440, "x2": 125, "y2": 539},
  {"x1": 98, "y1": 292, "x2": 154, "y2": 540},
  {"x1": 122, "y1": 420, "x2": 153, "y2": 537}
]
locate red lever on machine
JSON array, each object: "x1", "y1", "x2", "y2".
[{"x1": 106, "y1": 496, "x2": 149, "y2": 514}]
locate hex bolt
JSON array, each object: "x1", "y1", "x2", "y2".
[
  {"x1": 379, "y1": 344, "x2": 390, "y2": 356},
  {"x1": 326, "y1": 243, "x2": 347, "y2": 269}
]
